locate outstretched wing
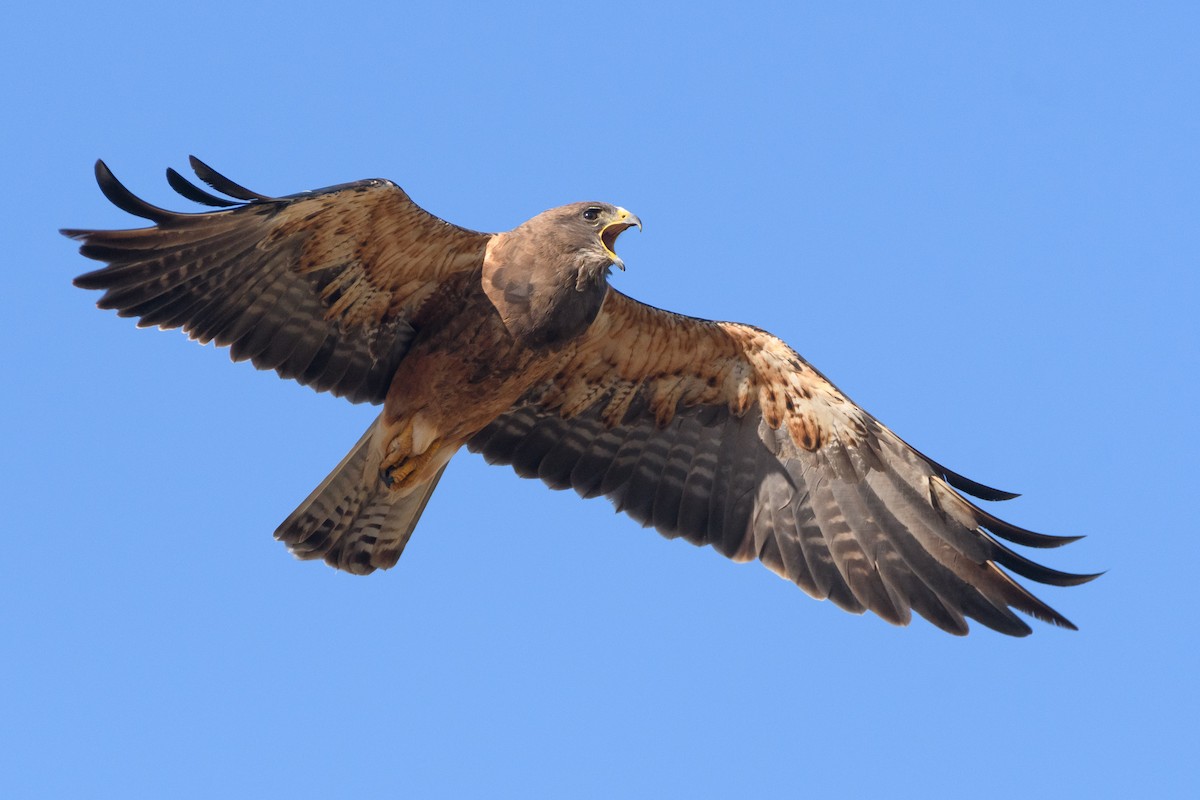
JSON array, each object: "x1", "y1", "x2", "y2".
[
  {"x1": 67, "y1": 157, "x2": 491, "y2": 404},
  {"x1": 469, "y1": 290, "x2": 1098, "y2": 636}
]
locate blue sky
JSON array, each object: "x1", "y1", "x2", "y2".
[{"x1": 4, "y1": 2, "x2": 1197, "y2": 797}]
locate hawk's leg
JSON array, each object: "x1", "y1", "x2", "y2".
[
  {"x1": 380, "y1": 447, "x2": 443, "y2": 491},
  {"x1": 378, "y1": 413, "x2": 448, "y2": 491}
]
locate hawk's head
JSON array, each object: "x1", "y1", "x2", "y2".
[
  {"x1": 578, "y1": 202, "x2": 642, "y2": 271},
  {"x1": 529, "y1": 202, "x2": 642, "y2": 273},
  {"x1": 482, "y1": 202, "x2": 641, "y2": 346}
]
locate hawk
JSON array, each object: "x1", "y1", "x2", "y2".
[{"x1": 67, "y1": 157, "x2": 1097, "y2": 636}]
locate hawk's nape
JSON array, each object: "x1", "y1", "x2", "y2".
[{"x1": 69, "y1": 158, "x2": 1098, "y2": 637}]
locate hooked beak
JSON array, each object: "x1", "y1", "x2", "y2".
[{"x1": 600, "y1": 207, "x2": 641, "y2": 270}]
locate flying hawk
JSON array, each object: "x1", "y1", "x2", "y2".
[{"x1": 67, "y1": 158, "x2": 1097, "y2": 636}]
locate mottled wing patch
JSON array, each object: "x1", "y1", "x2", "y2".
[
  {"x1": 470, "y1": 290, "x2": 1097, "y2": 635},
  {"x1": 68, "y1": 157, "x2": 491, "y2": 404}
]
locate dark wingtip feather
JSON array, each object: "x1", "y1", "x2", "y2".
[
  {"x1": 166, "y1": 167, "x2": 239, "y2": 208},
  {"x1": 1037, "y1": 612, "x2": 1079, "y2": 632},
  {"x1": 941, "y1": 618, "x2": 970, "y2": 637},
  {"x1": 65, "y1": 226, "x2": 116, "y2": 287},
  {"x1": 987, "y1": 536, "x2": 1104, "y2": 587},
  {"x1": 1002, "y1": 619, "x2": 1035, "y2": 637},
  {"x1": 940, "y1": 465, "x2": 1020, "y2": 501},
  {"x1": 93, "y1": 159, "x2": 182, "y2": 224},
  {"x1": 188, "y1": 155, "x2": 274, "y2": 202},
  {"x1": 975, "y1": 503, "x2": 1086, "y2": 549},
  {"x1": 909, "y1": 443, "x2": 1020, "y2": 501},
  {"x1": 72, "y1": 267, "x2": 108, "y2": 290},
  {"x1": 1019, "y1": 599, "x2": 1079, "y2": 632},
  {"x1": 989, "y1": 568, "x2": 1083, "y2": 631}
]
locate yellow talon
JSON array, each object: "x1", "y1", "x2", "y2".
[{"x1": 381, "y1": 445, "x2": 441, "y2": 491}]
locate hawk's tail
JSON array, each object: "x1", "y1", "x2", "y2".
[{"x1": 274, "y1": 417, "x2": 447, "y2": 575}]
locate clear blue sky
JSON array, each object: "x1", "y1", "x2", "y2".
[{"x1": 4, "y1": 2, "x2": 1197, "y2": 797}]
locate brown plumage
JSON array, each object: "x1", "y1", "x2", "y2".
[{"x1": 68, "y1": 157, "x2": 1098, "y2": 636}]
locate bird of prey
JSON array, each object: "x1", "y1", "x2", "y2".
[{"x1": 67, "y1": 157, "x2": 1097, "y2": 636}]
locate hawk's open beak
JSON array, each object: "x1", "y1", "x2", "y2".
[{"x1": 601, "y1": 207, "x2": 641, "y2": 270}]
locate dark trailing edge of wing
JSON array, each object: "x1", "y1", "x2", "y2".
[{"x1": 469, "y1": 386, "x2": 1100, "y2": 635}]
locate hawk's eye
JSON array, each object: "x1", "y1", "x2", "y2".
[{"x1": 582, "y1": 207, "x2": 602, "y2": 222}]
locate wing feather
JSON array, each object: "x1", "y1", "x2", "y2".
[
  {"x1": 165, "y1": 167, "x2": 240, "y2": 208},
  {"x1": 469, "y1": 290, "x2": 1097, "y2": 635},
  {"x1": 188, "y1": 155, "x2": 275, "y2": 201},
  {"x1": 68, "y1": 158, "x2": 491, "y2": 404},
  {"x1": 757, "y1": 475, "x2": 821, "y2": 597}
]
